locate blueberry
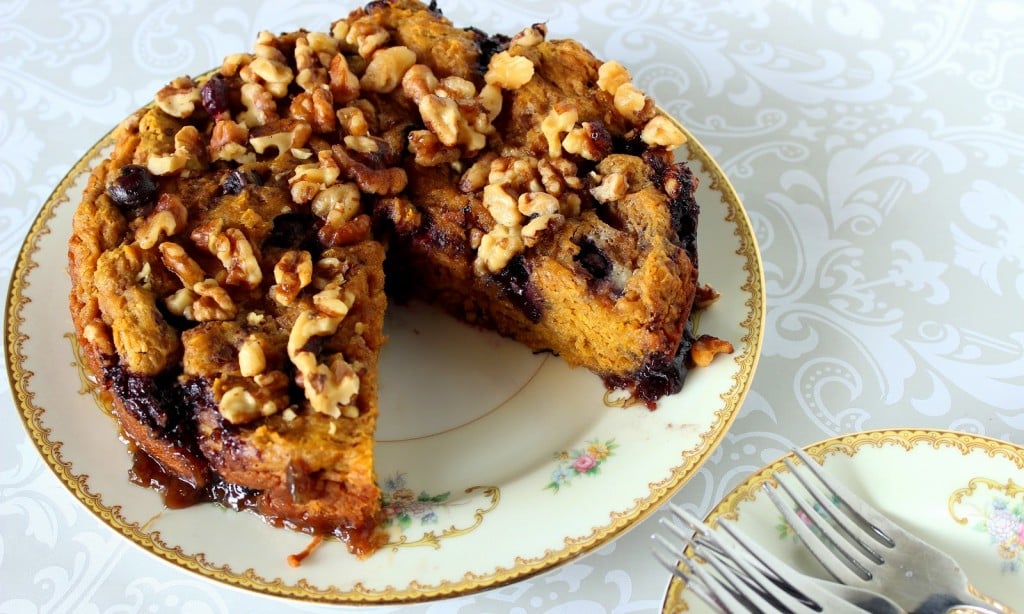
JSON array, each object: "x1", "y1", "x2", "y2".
[
  {"x1": 574, "y1": 237, "x2": 611, "y2": 280},
  {"x1": 107, "y1": 164, "x2": 158, "y2": 210},
  {"x1": 220, "y1": 169, "x2": 262, "y2": 195}
]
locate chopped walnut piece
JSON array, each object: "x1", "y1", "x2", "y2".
[
  {"x1": 540, "y1": 103, "x2": 579, "y2": 158},
  {"x1": 346, "y1": 20, "x2": 390, "y2": 58},
  {"x1": 158, "y1": 242, "x2": 204, "y2": 287},
  {"x1": 319, "y1": 213, "x2": 372, "y2": 247},
  {"x1": 287, "y1": 310, "x2": 343, "y2": 359},
  {"x1": 290, "y1": 149, "x2": 342, "y2": 203},
  {"x1": 483, "y1": 184, "x2": 522, "y2": 227},
  {"x1": 313, "y1": 282, "x2": 355, "y2": 318},
  {"x1": 293, "y1": 351, "x2": 360, "y2": 418},
  {"x1": 243, "y1": 56, "x2": 294, "y2": 98},
  {"x1": 690, "y1": 335, "x2": 734, "y2": 367},
  {"x1": 221, "y1": 53, "x2": 252, "y2": 78},
  {"x1": 212, "y1": 228, "x2": 263, "y2": 288},
  {"x1": 252, "y1": 31, "x2": 287, "y2": 63},
  {"x1": 407, "y1": 129, "x2": 459, "y2": 167},
  {"x1": 336, "y1": 106, "x2": 369, "y2": 136},
  {"x1": 401, "y1": 64, "x2": 439, "y2": 104},
  {"x1": 328, "y1": 54, "x2": 361, "y2": 103},
  {"x1": 135, "y1": 193, "x2": 188, "y2": 249},
  {"x1": 238, "y1": 82, "x2": 279, "y2": 128},
  {"x1": 475, "y1": 224, "x2": 524, "y2": 275},
  {"x1": 518, "y1": 191, "x2": 560, "y2": 218},
  {"x1": 271, "y1": 250, "x2": 313, "y2": 306},
  {"x1": 613, "y1": 82, "x2": 647, "y2": 122},
  {"x1": 590, "y1": 171, "x2": 628, "y2": 203},
  {"x1": 330, "y1": 145, "x2": 407, "y2": 195},
  {"x1": 250, "y1": 119, "x2": 313, "y2": 155},
  {"x1": 192, "y1": 279, "x2": 237, "y2": 322},
  {"x1": 218, "y1": 386, "x2": 263, "y2": 424},
  {"x1": 563, "y1": 121, "x2": 613, "y2": 161},
  {"x1": 694, "y1": 283, "x2": 721, "y2": 310},
  {"x1": 360, "y1": 45, "x2": 417, "y2": 93},
  {"x1": 478, "y1": 83, "x2": 503, "y2": 121},
  {"x1": 537, "y1": 157, "x2": 579, "y2": 196},
  {"x1": 522, "y1": 213, "x2": 564, "y2": 247},
  {"x1": 484, "y1": 51, "x2": 534, "y2": 90},
  {"x1": 458, "y1": 153, "x2": 497, "y2": 193},
  {"x1": 165, "y1": 287, "x2": 197, "y2": 318},
  {"x1": 312, "y1": 182, "x2": 362, "y2": 227},
  {"x1": 238, "y1": 335, "x2": 267, "y2": 377},
  {"x1": 597, "y1": 60, "x2": 631, "y2": 95},
  {"x1": 147, "y1": 125, "x2": 204, "y2": 176},
  {"x1": 209, "y1": 119, "x2": 254, "y2": 163},
  {"x1": 641, "y1": 115, "x2": 687, "y2": 150},
  {"x1": 155, "y1": 76, "x2": 200, "y2": 118},
  {"x1": 375, "y1": 196, "x2": 422, "y2": 234},
  {"x1": 510, "y1": 23, "x2": 547, "y2": 49}
]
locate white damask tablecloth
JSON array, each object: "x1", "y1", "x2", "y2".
[{"x1": 2, "y1": 1, "x2": 1022, "y2": 612}]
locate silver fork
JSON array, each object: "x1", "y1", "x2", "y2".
[
  {"x1": 652, "y1": 503, "x2": 904, "y2": 613},
  {"x1": 765, "y1": 447, "x2": 1015, "y2": 614}
]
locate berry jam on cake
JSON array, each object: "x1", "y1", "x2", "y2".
[{"x1": 67, "y1": 0, "x2": 733, "y2": 556}]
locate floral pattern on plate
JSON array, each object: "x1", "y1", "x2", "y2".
[
  {"x1": 546, "y1": 439, "x2": 618, "y2": 493},
  {"x1": 950, "y1": 477, "x2": 1024, "y2": 573}
]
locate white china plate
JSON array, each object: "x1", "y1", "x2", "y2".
[
  {"x1": 7, "y1": 116, "x2": 763, "y2": 603},
  {"x1": 662, "y1": 429, "x2": 1024, "y2": 612}
]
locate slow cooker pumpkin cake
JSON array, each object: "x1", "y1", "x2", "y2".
[{"x1": 67, "y1": 0, "x2": 733, "y2": 556}]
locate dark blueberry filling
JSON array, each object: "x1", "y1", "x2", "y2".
[
  {"x1": 265, "y1": 212, "x2": 321, "y2": 252},
  {"x1": 492, "y1": 254, "x2": 542, "y2": 323},
  {"x1": 105, "y1": 365, "x2": 195, "y2": 445},
  {"x1": 200, "y1": 74, "x2": 232, "y2": 118},
  {"x1": 107, "y1": 164, "x2": 159, "y2": 211},
  {"x1": 604, "y1": 321, "x2": 696, "y2": 409},
  {"x1": 574, "y1": 237, "x2": 612, "y2": 281},
  {"x1": 465, "y1": 26, "x2": 510, "y2": 73},
  {"x1": 663, "y1": 162, "x2": 700, "y2": 264},
  {"x1": 219, "y1": 168, "x2": 264, "y2": 195}
]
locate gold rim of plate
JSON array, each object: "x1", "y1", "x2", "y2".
[
  {"x1": 660, "y1": 428, "x2": 1024, "y2": 613},
  {"x1": 5, "y1": 108, "x2": 765, "y2": 604}
]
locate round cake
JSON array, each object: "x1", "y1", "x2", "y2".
[{"x1": 67, "y1": 0, "x2": 733, "y2": 556}]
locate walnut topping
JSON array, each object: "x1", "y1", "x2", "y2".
[
  {"x1": 238, "y1": 82, "x2": 278, "y2": 128},
  {"x1": 475, "y1": 224, "x2": 524, "y2": 275},
  {"x1": 360, "y1": 45, "x2": 417, "y2": 93},
  {"x1": 482, "y1": 184, "x2": 522, "y2": 227},
  {"x1": 690, "y1": 335, "x2": 735, "y2": 367},
  {"x1": 287, "y1": 310, "x2": 343, "y2": 359},
  {"x1": 484, "y1": 51, "x2": 534, "y2": 90},
  {"x1": 641, "y1": 115, "x2": 687, "y2": 150},
  {"x1": 336, "y1": 106, "x2": 369, "y2": 136},
  {"x1": 375, "y1": 196, "x2": 422, "y2": 234},
  {"x1": 147, "y1": 125, "x2": 204, "y2": 176},
  {"x1": 563, "y1": 121, "x2": 613, "y2": 161},
  {"x1": 290, "y1": 149, "x2": 342, "y2": 203},
  {"x1": 540, "y1": 103, "x2": 579, "y2": 158},
  {"x1": 209, "y1": 119, "x2": 254, "y2": 163},
  {"x1": 458, "y1": 153, "x2": 497, "y2": 193},
  {"x1": 510, "y1": 23, "x2": 547, "y2": 49},
  {"x1": 517, "y1": 191, "x2": 560, "y2": 218},
  {"x1": 218, "y1": 386, "x2": 264, "y2": 424},
  {"x1": 159, "y1": 242, "x2": 204, "y2": 287},
  {"x1": 312, "y1": 182, "x2": 362, "y2": 227},
  {"x1": 192, "y1": 279, "x2": 237, "y2": 322},
  {"x1": 313, "y1": 282, "x2": 355, "y2": 318},
  {"x1": 401, "y1": 64, "x2": 439, "y2": 104},
  {"x1": 597, "y1": 61, "x2": 631, "y2": 95},
  {"x1": 407, "y1": 129, "x2": 459, "y2": 167},
  {"x1": 328, "y1": 54, "x2": 361, "y2": 103},
  {"x1": 522, "y1": 213, "x2": 564, "y2": 247},
  {"x1": 211, "y1": 228, "x2": 262, "y2": 288},
  {"x1": 250, "y1": 119, "x2": 313, "y2": 156},
  {"x1": 220, "y1": 53, "x2": 252, "y2": 78},
  {"x1": 287, "y1": 86, "x2": 336, "y2": 134},
  {"x1": 590, "y1": 171, "x2": 628, "y2": 203},
  {"x1": 271, "y1": 250, "x2": 314, "y2": 306},
  {"x1": 478, "y1": 83, "x2": 503, "y2": 121},
  {"x1": 242, "y1": 56, "x2": 295, "y2": 98},
  {"x1": 164, "y1": 287, "x2": 196, "y2": 318},
  {"x1": 538, "y1": 157, "x2": 581, "y2": 196},
  {"x1": 238, "y1": 335, "x2": 267, "y2": 377},
  {"x1": 346, "y1": 19, "x2": 390, "y2": 58},
  {"x1": 613, "y1": 82, "x2": 648, "y2": 122},
  {"x1": 330, "y1": 145, "x2": 407, "y2": 195},
  {"x1": 135, "y1": 193, "x2": 188, "y2": 249},
  {"x1": 155, "y1": 76, "x2": 200, "y2": 118},
  {"x1": 292, "y1": 352, "x2": 360, "y2": 418},
  {"x1": 343, "y1": 135, "x2": 381, "y2": 154}
]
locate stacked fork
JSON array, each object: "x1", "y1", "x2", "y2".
[{"x1": 654, "y1": 447, "x2": 1015, "y2": 613}]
